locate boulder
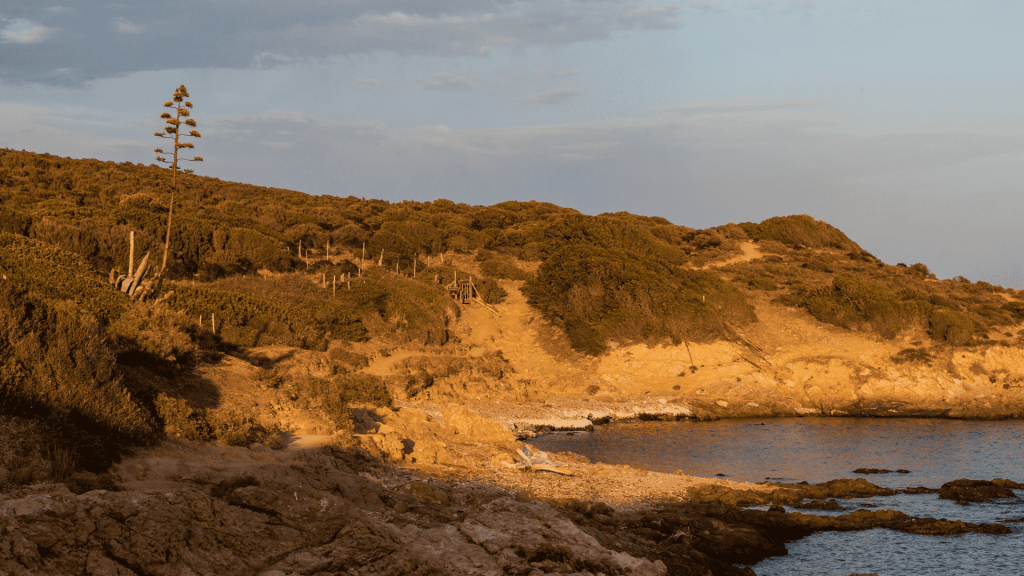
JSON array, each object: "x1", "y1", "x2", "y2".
[
  {"x1": 939, "y1": 479, "x2": 1019, "y2": 503},
  {"x1": 441, "y1": 405, "x2": 516, "y2": 445}
]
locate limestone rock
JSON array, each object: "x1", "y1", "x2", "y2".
[{"x1": 441, "y1": 405, "x2": 516, "y2": 445}]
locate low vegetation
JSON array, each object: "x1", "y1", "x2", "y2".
[
  {"x1": 2, "y1": 147, "x2": 1024, "y2": 479},
  {"x1": 525, "y1": 214, "x2": 755, "y2": 355},
  {"x1": 0, "y1": 280, "x2": 156, "y2": 469},
  {"x1": 720, "y1": 240, "x2": 1021, "y2": 344}
]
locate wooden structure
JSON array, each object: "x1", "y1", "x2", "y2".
[{"x1": 447, "y1": 273, "x2": 478, "y2": 304}]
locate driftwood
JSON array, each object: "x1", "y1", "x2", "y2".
[
  {"x1": 516, "y1": 446, "x2": 571, "y2": 475},
  {"x1": 520, "y1": 464, "x2": 575, "y2": 476}
]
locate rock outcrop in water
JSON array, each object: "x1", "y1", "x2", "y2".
[{"x1": 938, "y1": 478, "x2": 1023, "y2": 504}]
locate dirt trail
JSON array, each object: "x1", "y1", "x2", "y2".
[
  {"x1": 457, "y1": 281, "x2": 594, "y2": 394},
  {"x1": 708, "y1": 241, "x2": 763, "y2": 268}
]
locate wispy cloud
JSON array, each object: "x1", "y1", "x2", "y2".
[
  {"x1": 514, "y1": 83, "x2": 594, "y2": 105},
  {"x1": 0, "y1": 0, "x2": 685, "y2": 86},
  {"x1": 112, "y1": 17, "x2": 142, "y2": 34},
  {"x1": 418, "y1": 71, "x2": 483, "y2": 91},
  {"x1": 352, "y1": 78, "x2": 383, "y2": 91},
  {"x1": 653, "y1": 97, "x2": 840, "y2": 114},
  {"x1": 692, "y1": 1, "x2": 727, "y2": 13},
  {"x1": 622, "y1": 4, "x2": 685, "y2": 28},
  {"x1": 1, "y1": 19, "x2": 55, "y2": 43},
  {"x1": 539, "y1": 66, "x2": 582, "y2": 79},
  {"x1": 745, "y1": 0, "x2": 817, "y2": 18}
]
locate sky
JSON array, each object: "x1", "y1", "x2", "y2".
[{"x1": 2, "y1": 0, "x2": 1023, "y2": 286}]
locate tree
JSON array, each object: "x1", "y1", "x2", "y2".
[{"x1": 153, "y1": 84, "x2": 203, "y2": 276}]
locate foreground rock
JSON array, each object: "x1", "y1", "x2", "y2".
[
  {"x1": 0, "y1": 443, "x2": 675, "y2": 576},
  {"x1": 938, "y1": 478, "x2": 1023, "y2": 504},
  {"x1": 3, "y1": 440, "x2": 1017, "y2": 576}
]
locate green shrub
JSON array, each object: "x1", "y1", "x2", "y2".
[
  {"x1": 108, "y1": 302, "x2": 199, "y2": 368},
  {"x1": 739, "y1": 214, "x2": 860, "y2": 251},
  {"x1": 734, "y1": 272, "x2": 779, "y2": 291},
  {"x1": 476, "y1": 250, "x2": 534, "y2": 281},
  {"x1": 328, "y1": 346, "x2": 369, "y2": 369},
  {"x1": 0, "y1": 233, "x2": 127, "y2": 323},
  {"x1": 0, "y1": 283, "x2": 155, "y2": 443},
  {"x1": 892, "y1": 348, "x2": 933, "y2": 364},
  {"x1": 289, "y1": 373, "x2": 391, "y2": 428},
  {"x1": 207, "y1": 410, "x2": 264, "y2": 447},
  {"x1": 908, "y1": 263, "x2": 935, "y2": 278},
  {"x1": 154, "y1": 394, "x2": 212, "y2": 442},
  {"x1": 333, "y1": 373, "x2": 392, "y2": 407},
  {"x1": 164, "y1": 276, "x2": 366, "y2": 350},
  {"x1": 801, "y1": 274, "x2": 922, "y2": 339},
  {"x1": 929, "y1": 309, "x2": 976, "y2": 346},
  {"x1": 524, "y1": 229, "x2": 755, "y2": 355},
  {"x1": 0, "y1": 207, "x2": 31, "y2": 235}
]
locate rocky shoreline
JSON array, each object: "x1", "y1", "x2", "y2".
[
  {"x1": 426, "y1": 396, "x2": 1024, "y2": 441},
  {"x1": 2, "y1": 438, "x2": 1018, "y2": 576},
  {"x1": 4, "y1": 402, "x2": 1022, "y2": 576}
]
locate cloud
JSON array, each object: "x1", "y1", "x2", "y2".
[
  {"x1": 112, "y1": 17, "x2": 142, "y2": 34},
  {"x1": 653, "y1": 97, "x2": 840, "y2": 114},
  {"x1": 744, "y1": 0, "x2": 817, "y2": 19},
  {"x1": 514, "y1": 83, "x2": 594, "y2": 105},
  {"x1": 352, "y1": 78, "x2": 383, "y2": 91},
  {"x1": 691, "y1": 1, "x2": 726, "y2": 12},
  {"x1": 1, "y1": 19, "x2": 55, "y2": 43},
  {"x1": 622, "y1": 3, "x2": 685, "y2": 28},
  {"x1": 0, "y1": 0, "x2": 685, "y2": 86},
  {"x1": 417, "y1": 71, "x2": 482, "y2": 91},
  {"x1": 539, "y1": 66, "x2": 581, "y2": 78}
]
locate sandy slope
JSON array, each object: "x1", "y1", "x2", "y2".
[{"x1": 405, "y1": 277, "x2": 1024, "y2": 427}]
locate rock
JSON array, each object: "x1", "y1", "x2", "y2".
[
  {"x1": 441, "y1": 405, "x2": 517, "y2": 444},
  {"x1": 853, "y1": 468, "x2": 891, "y2": 474},
  {"x1": 939, "y1": 479, "x2": 1019, "y2": 503},
  {"x1": 490, "y1": 451, "x2": 516, "y2": 467},
  {"x1": 355, "y1": 408, "x2": 458, "y2": 465},
  {"x1": 791, "y1": 499, "x2": 845, "y2": 511}
]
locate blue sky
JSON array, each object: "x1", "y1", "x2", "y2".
[{"x1": 2, "y1": 1, "x2": 1023, "y2": 286}]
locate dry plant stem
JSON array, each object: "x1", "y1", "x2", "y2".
[{"x1": 154, "y1": 84, "x2": 202, "y2": 281}]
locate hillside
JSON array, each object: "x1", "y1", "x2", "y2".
[
  {"x1": 3, "y1": 148, "x2": 1024, "y2": 472},
  {"x1": 4, "y1": 148, "x2": 1024, "y2": 575}
]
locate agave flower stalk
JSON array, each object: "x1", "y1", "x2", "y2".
[{"x1": 153, "y1": 84, "x2": 203, "y2": 276}]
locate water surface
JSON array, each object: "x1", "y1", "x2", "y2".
[
  {"x1": 527, "y1": 418, "x2": 1024, "y2": 575},
  {"x1": 528, "y1": 418, "x2": 1024, "y2": 488}
]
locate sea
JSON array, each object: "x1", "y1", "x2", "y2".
[{"x1": 526, "y1": 418, "x2": 1024, "y2": 575}]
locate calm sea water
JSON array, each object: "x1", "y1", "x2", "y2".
[{"x1": 527, "y1": 418, "x2": 1024, "y2": 575}]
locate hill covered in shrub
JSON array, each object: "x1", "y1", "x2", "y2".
[{"x1": 2, "y1": 148, "x2": 1022, "y2": 355}]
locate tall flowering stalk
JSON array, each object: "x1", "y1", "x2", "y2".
[{"x1": 153, "y1": 84, "x2": 203, "y2": 275}]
